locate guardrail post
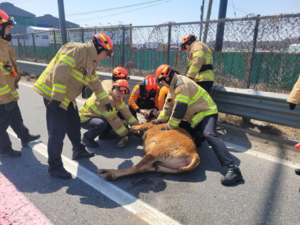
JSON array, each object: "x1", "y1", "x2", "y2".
[
  {"x1": 167, "y1": 23, "x2": 172, "y2": 65},
  {"x1": 122, "y1": 26, "x2": 125, "y2": 67},
  {"x1": 32, "y1": 33, "x2": 37, "y2": 62}
]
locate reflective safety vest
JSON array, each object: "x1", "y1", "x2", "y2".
[
  {"x1": 0, "y1": 38, "x2": 21, "y2": 105},
  {"x1": 32, "y1": 41, "x2": 110, "y2": 110},
  {"x1": 79, "y1": 80, "x2": 139, "y2": 137},
  {"x1": 187, "y1": 40, "x2": 214, "y2": 83},
  {"x1": 157, "y1": 74, "x2": 218, "y2": 130}
]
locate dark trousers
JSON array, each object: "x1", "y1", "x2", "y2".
[
  {"x1": 81, "y1": 117, "x2": 112, "y2": 140},
  {"x1": 180, "y1": 114, "x2": 235, "y2": 167},
  {"x1": 196, "y1": 81, "x2": 213, "y2": 94},
  {"x1": 44, "y1": 98, "x2": 85, "y2": 169},
  {"x1": 0, "y1": 102, "x2": 30, "y2": 153}
]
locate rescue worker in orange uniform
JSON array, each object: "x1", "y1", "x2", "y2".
[
  {"x1": 33, "y1": 33, "x2": 114, "y2": 179},
  {"x1": 0, "y1": 9, "x2": 40, "y2": 158},
  {"x1": 79, "y1": 79, "x2": 138, "y2": 147},
  {"x1": 287, "y1": 75, "x2": 300, "y2": 176},
  {"x1": 129, "y1": 75, "x2": 160, "y2": 121},
  {"x1": 181, "y1": 34, "x2": 214, "y2": 93},
  {"x1": 158, "y1": 86, "x2": 169, "y2": 110},
  {"x1": 152, "y1": 64, "x2": 243, "y2": 185}
]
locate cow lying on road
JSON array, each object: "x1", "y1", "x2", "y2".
[{"x1": 98, "y1": 122, "x2": 200, "y2": 180}]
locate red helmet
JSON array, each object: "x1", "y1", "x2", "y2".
[
  {"x1": 181, "y1": 34, "x2": 196, "y2": 51},
  {"x1": 112, "y1": 67, "x2": 129, "y2": 80},
  {"x1": 155, "y1": 64, "x2": 173, "y2": 82},
  {"x1": 114, "y1": 79, "x2": 130, "y2": 94},
  {"x1": 92, "y1": 33, "x2": 114, "y2": 57},
  {"x1": 144, "y1": 75, "x2": 158, "y2": 91},
  {"x1": 0, "y1": 10, "x2": 14, "y2": 28}
]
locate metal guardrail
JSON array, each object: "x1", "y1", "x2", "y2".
[{"x1": 17, "y1": 60, "x2": 300, "y2": 129}]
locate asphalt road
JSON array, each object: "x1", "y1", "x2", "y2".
[{"x1": 1, "y1": 79, "x2": 300, "y2": 225}]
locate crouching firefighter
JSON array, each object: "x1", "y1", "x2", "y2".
[
  {"x1": 152, "y1": 64, "x2": 243, "y2": 186},
  {"x1": 129, "y1": 75, "x2": 160, "y2": 121},
  {"x1": 0, "y1": 9, "x2": 40, "y2": 158},
  {"x1": 79, "y1": 79, "x2": 138, "y2": 147},
  {"x1": 181, "y1": 34, "x2": 214, "y2": 93},
  {"x1": 33, "y1": 33, "x2": 114, "y2": 179}
]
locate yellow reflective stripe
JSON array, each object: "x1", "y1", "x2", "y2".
[
  {"x1": 100, "y1": 34, "x2": 110, "y2": 50},
  {"x1": 193, "y1": 51, "x2": 205, "y2": 57},
  {"x1": 56, "y1": 54, "x2": 75, "y2": 67},
  {"x1": 90, "y1": 74, "x2": 99, "y2": 82},
  {"x1": 0, "y1": 84, "x2": 10, "y2": 95},
  {"x1": 71, "y1": 69, "x2": 88, "y2": 85},
  {"x1": 61, "y1": 98, "x2": 70, "y2": 107},
  {"x1": 127, "y1": 116, "x2": 137, "y2": 124},
  {"x1": 79, "y1": 103, "x2": 92, "y2": 122},
  {"x1": 12, "y1": 91, "x2": 19, "y2": 98},
  {"x1": 158, "y1": 111, "x2": 169, "y2": 121},
  {"x1": 0, "y1": 62, "x2": 3, "y2": 66},
  {"x1": 116, "y1": 125, "x2": 126, "y2": 135},
  {"x1": 89, "y1": 97, "x2": 102, "y2": 116},
  {"x1": 119, "y1": 102, "x2": 126, "y2": 110},
  {"x1": 190, "y1": 107, "x2": 218, "y2": 128},
  {"x1": 52, "y1": 83, "x2": 67, "y2": 93},
  {"x1": 202, "y1": 90, "x2": 213, "y2": 106},
  {"x1": 188, "y1": 88, "x2": 202, "y2": 106},
  {"x1": 175, "y1": 94, "x2": 189, "y2": 104},
  {"x1": 80, "y1": 115, "x2": 91, "y2": 122},
  {"x1": 188, "y1": 60, "x2": 192, "y2": 67},
  {"x1": 189, "y1": 65, "x2": 200, "y2": 73},
  {"x1": 195, "y1": 71, "x2": 214, "y2": 80},
  {"x1": 168, "y1": 118, "x2": 180, "y2": 127},
  {"x1": 96, "y1": 91, "x2": 108, "y2": 101},
  {"x1": 102, "y1": 108, "x2": 117, "y2": 118}
]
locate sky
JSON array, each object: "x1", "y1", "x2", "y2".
[{"x1": 5, "y1": 0, "x2": 300, "y2": 27}]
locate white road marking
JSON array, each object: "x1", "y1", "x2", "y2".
[{"x1": 7, "y1": 128, "x2": 181, "y2": 225}]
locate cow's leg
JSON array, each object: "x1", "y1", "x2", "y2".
[{"x1": 98, "y1": 154, "x2": 156, "y2": 180}]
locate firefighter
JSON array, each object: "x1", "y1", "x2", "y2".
[
  {"x1": 79, "y1": 79, "x2": 138, "y2": 147},
  {"x1": 129, "y1": 75, "x2": 160, "y2": 121},
  {"x1": 33, "y1": 33, "x2": 114, "y2": 179},
  {"x1": 181, "y1": 34, "x2": 214, "y2": 93},
  {"x1": 152, "y1": 64, "x2": 243, "y2": 185},
  {"x1": 158, "y1": 86, "x2": 169, "y2": 110},
  {"x1": 0, "y1": 9, "x2": 40, "y2": 158},
  {"x1": 287, "y1": 75, "x2": 300, "y2": 176}
]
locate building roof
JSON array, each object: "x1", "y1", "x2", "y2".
[
  {"x1": 0, "y1": 2, "x2": 35, "y2": 17},
  {"x1": 36, "y1": 14, "x2": 80, "y2": 28}
]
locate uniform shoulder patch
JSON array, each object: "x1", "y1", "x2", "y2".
[
  {"x1": 174, "y1": 77, "x2": 184, "y2": 89},
  {"x1": 134, "y1": 89, "x2": 139, "y2": 94}
]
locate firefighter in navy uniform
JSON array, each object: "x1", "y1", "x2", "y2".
[
  {"x1": 33, "y1": 33, "x2": 114, "y2": 179},
  {"x1": 0, "y1": 9, "x2": 40, "y2": 158},
  {"x1": 181, "y1": 34, "x2": 214, "y2": 93},
  {"x1": 79, "y1": 79, "x2": 138, "y2": 147},
  {"x1": 287, "y1": 75, "x2": 300, "y2": 176},
  {"x1": 153, "y1": 64, "x2": 243, "y2": 185},
  {"x1": 129, "y1": 75, "x2": 160, "y2": 121}
]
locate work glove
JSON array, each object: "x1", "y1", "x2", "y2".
[
  {"x1": 159, "y1": 127, "x2": 169, "y2": 131},
  {"x1": 5, "y1": 101, "x2": 15, "y2": 111},
  {"x1": 48, "y1": 99, "x2": 61, "y2": 109},
  {"x1": 289, "y1": 102, "x2": 296, "y2": 110},
  {"x1": 150, "y1": 120, "x2": 163, "y2": 125},
  {"x1": 105, "y1": 103, "x2": 113, "y2": 112}
]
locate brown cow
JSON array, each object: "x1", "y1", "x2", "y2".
[{"x1": 97, "y1": 122, "x2": 200, "y2": 180}]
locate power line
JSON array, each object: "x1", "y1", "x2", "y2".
[
  {"x1": 71, "y1": 0, "x2": 171, "y2": 23},
  {"x1": 66, "y1": 0, "x2": 166, "y2": 17}
]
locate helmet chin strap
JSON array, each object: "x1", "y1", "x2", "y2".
[{"x1": 164, "y1": 71, "x2": 174, "y2": 86}]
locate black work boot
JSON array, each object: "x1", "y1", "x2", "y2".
[
  {"x1": 72, "y1": 149, "x2": 95, "y2": 160},
  {"x1": 21, "y1": 134, "x2": 41, "y2": 146},
  {"x1": 0, "y1": 150, "x2": 22, "y2": 158},
  {"x1": 48, "y1": 167, "x2": 72, "y2": 180},
  {"x1": 82, "y1": 136, "x2": 99, "y2": 148},
  {"x1": 295, "y1": 169, "x2": 300, "y2": 176},
  {"x1": 221, "y1": 166, "x2": 243, "y2": 185}
]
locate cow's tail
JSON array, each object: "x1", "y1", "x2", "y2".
[{"x1": 178, "y1": 153, "x2": 200, "y2": 172}]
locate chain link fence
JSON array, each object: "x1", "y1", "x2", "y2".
[{"x1": 10, "y1": 13, "x2": 300, "y2": 92}]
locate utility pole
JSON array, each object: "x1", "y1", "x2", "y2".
[
  {"x1": 57, "y1": 0, "x2": 67, "y2": 45},
  {"x1": 203, "y1": 0, "x2": 213, "y2": 43},
  {"x1": 199, "y1": 0, "x2": 205, "y2": 41},
  {"x1": 215, "y1": 0, "x2": 228, "y2": 51}
]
